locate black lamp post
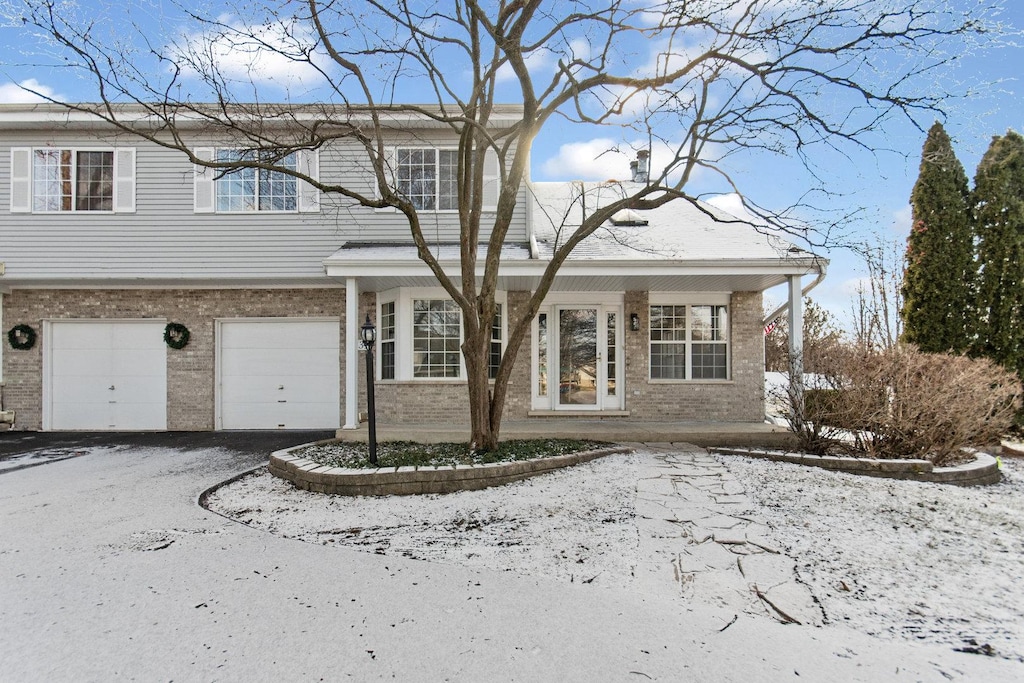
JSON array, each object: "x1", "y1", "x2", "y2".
[{"x1": 360, "y1": 314, "x2": 378, "y2": 465}]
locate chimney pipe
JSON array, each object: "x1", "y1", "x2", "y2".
[{"x1": 633, "y1": 150, "x2": 650, "y2": 184}]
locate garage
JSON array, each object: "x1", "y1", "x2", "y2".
[
  {"x1": 217, "y1": 319, "x2": 340, "y2": 430},
  {"x1": 46, "y1": 320, "x2": 168, "y2": 430}
]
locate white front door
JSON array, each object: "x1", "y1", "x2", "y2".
[
  {"x1": 535, "y1": 304, "x2": 622, "y2": 411},
  {"x1": 217, "y1": 319, "x2": 340, "y2": 429},
  {"x1": 46, "y1": 321, "x2": 167, "y2": 430}
]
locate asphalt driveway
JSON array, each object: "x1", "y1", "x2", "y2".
[
  {"x1": 0, "y1": 430, "x2": 334, "y2": 474},
  {"x1": 1, "y1": 434, "x2": 1020, "y2": 681}
]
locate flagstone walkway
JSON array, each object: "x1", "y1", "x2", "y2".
[{"x1": 630, "y1": 443, "x2": 824, "y2": 626}]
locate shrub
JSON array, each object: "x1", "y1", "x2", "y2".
[{"x1": 779, "y1": 345, "x2": 1022, "y2": 465}]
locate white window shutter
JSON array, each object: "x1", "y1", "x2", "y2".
[
  {"x1": 113, "y1": 148, "x2": 136, "y2": 213},
  {"x1": 193, "y1": 147, "x2": 215, "y2": 213},
  {"x1": 297, "y1": 149, "x2": 320, "y2": 213},
  {"x1": 481, "y1": 149, "x2": 500, "y2": 211},
  {"x1": 10, "y1": 147, "x2": 31, "y2": 213},
  {"x1": 374, "y1": 147, "x2": 396, "y2": 212}
]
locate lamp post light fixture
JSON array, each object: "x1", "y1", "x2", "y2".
[{"x1": 360, "y1": 314, "x2": 378, "y2": 465}]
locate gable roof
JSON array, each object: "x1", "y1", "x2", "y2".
[
  {"x1": 528, "y1": 181, "x2": 815, "y2": 264},
  {"x1": 324, "y1": 181, "x2": 826, "y2": 293}
]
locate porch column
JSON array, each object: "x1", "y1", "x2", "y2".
[
  {"x1": 787, "y1": 274, "x2": 804, "y2": 411},
  {"x1": 343, "y1": 277, "x2": 359, "y2": 429}
]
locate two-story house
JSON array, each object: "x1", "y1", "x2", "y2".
[{"x1": 0, "y1": 103, "x2": 824, "y2": 432}]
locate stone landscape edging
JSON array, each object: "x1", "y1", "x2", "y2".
[
  {"x1": 269, "y1": 441, "x2": 634, "y2": 495},
  {"x1": 709, "y1": 447, "x2": 1001, "y2": 486}
]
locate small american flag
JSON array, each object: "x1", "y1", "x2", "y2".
[{"x1": 764, "y1": 318, "x2": 780, "y2": 336}]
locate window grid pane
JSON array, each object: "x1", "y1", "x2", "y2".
[
  {"x1": 691, "y1": 343, "x2": 728, "y2": 379},
  {"x1": 381, "y1": 301, "x2": 396, "y2": 380},
  {"x1": 75, "y1": 151, "x2": 113, "y2": 211},
  {"x1": 649, "y1": 305, "x2": 687, "y2": 378},
  {"x1": 216, "y1": 150, "x2": 296, "y2": 212},
  {"x1": 489, "y1": 303, "x2": 502, "y2": 380},
  {"x1": 33, "y1": 149, "x2": 73, "y2": 212},
  {"x1": 537, "y1": 313, "x2": 548, "y2": 396},
  {"x1": 607, "y1": 312, "x2": 617, "y2": 396},
  {"x1": 258, "y1": 153, "x2": 297, "y2": 211},
  {"x1": 438, "y1": 149, "x2": 458, "y2": 210},
  {"x1": 413, "y1": 299, "x2": 461, "y2": 378},
  {"x1": 397, "y1": 148, "x2": 437, "y2": 210}
]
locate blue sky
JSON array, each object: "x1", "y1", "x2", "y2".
[{"x1": 1, "y1": 1, "x2": 1021, "y2": 331}]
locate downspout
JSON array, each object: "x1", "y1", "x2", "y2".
[
  {"x1": 762, "y1": 258, "x2": 827, "y2": 326},
  {"x1": 0, "y1": 277, "x2": 12, "y2": 427}
]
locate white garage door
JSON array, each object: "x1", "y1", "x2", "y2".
[
  {"x1": 217, "y1": 319, "x2": 340, "y2": 429},
  {"x1": 47, "y1": 321, "x2": 168, "y2": 431}
]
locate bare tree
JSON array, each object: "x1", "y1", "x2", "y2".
[
  {"x1": 849, "y1": 236, "x2": 906, "y2": 351},
  {"x1": 13, "y1": 0, "x2": 1001, "y2": 450}
]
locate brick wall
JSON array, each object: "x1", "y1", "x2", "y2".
[
  {"x1": 621, "y1": 291, "x2": 764, "y2": 421},
  {"x1": 2, "y1": 287, "x2": 765, "y2": 431},
  {"x1": 2, "y1": 288, "x2": 346, "y2": 430}
]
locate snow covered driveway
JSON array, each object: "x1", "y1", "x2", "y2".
[{"x1": 1, "y1": 437, "x2": 1022, "y2": 681}]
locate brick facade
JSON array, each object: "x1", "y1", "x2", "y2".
[
  {"x1": 1, "y1": 288, "x2": 347, "y2": 430},
  {"x1": 2, "y1": 287, "x2": 763, "y2": 431},
  {"x1": 620, "y1": 291, "x2": 764, "y2": 422}
]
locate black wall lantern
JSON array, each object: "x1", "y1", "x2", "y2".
[
  {"x1": 360, "y1": 314, "x2": 378, "y2": 465},
  {"x1": 630, "y1": 313, "x2": 640, "y2": 332}
]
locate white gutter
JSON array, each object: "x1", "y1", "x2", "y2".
[{"x1": 761, "y1": 257, "x2": 828, "y2": 326}]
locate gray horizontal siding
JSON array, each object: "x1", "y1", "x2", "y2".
[{"x1": 1, "y1": 128, "x2": 528, "y2": 281}]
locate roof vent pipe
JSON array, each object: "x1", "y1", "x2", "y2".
[{"x1": 633, "y1": 150, "x2": 649, "y2": 184}]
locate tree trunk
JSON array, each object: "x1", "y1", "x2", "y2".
[{"x1": 464, "y1": 329, "x2": 499, "y2": 452}]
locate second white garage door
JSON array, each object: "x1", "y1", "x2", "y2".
[{"x1": 217, "y1": 319, "x2": 340, "y2": 430}]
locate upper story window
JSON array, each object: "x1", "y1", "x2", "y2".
[
  {"x1": 396, "y1": 148, "x2": 458, "y2": 211},
  {"x1": 215, "y1": 150, "x2": 297, "y2": 212},
  {"x1": 381, "y1": 146, "x2": 499, "y2": 213},
  {"x1": 193, "y1": 147, "x2": 320, "y2": 214},
  {"x1": 649, "y1": 303, "x2": 730, "y2": 381},
  {"x1": 9, "y1": 147, "x2": 136, "y2": 214}
]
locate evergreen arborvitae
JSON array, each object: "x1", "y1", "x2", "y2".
[
  {"x1": 901, "y1": 122, "x2": 973, "y2": 353},
  {"x1": 973, "y1": 130, "x2": 1024, "y2": 378}
]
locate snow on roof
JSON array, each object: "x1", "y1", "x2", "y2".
[
  {"x1": 328, "y1": 241, "x2": 533, "y2": 262},
  {"x1": 529, "y1": 181, "x2": 813, "y2": 263}
]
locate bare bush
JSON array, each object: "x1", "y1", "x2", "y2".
[{"x1": 779, "y1": 345, "x2": 1022, "y2": 465}]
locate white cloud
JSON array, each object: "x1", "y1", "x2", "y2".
[
  {"x1": 889, "y1": 203, "x2": 912, "y2": 234},
  {"x1": 540, "y1": 138, "x2": 631, "y2": 181},
  {"x1": 171, "y1": 18, "x2": 327, "y2": 90},
  {"x1": 705, "y1": 192, "x2": 762, "y2": 223},
  {"x1": 495, "y1": 47, "x2": 554, "y2": 83},
  {"x1": 0, "y1": 79, "x2": 61, "y2": 104},
  {"x1": 539, "y1": 136, "x2": 707, "y2": 184}
]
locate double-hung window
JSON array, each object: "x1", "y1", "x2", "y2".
[
  {"x1": 215, "y1": 150, "x2": 297, "y2": 212},
  {"x1": 650, "y1": 303, "x2": 729, "y2": 380},
  {"x1": 193, "y1": 147, "x2": 319, "y2": 213},
  {"x1": 396, "y1": 148, "x2": 458, "y2": 211},
  {"x1": 9, "y1": 147, "x2": 136, "y2": 213},
  {"x1": 412, "y1": 299, "x2": 462, "y2": 378}
]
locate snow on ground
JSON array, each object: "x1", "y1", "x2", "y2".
[
  {"x1": 208, "y1": 453, "x2": 643, "y2": 589},
  {"x1": 720, "y1": 454, "x2": 1024, "y2": 661},
  {"x1": 0, "y1": 445, "x2": 121, "y2": 472},
  {"x1": 207, "y1": 449, "x2": 1024, "y2": 662}
]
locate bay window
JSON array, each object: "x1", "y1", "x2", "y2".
[{"x1": 376, "y1": 290, "x2": 506, "y2": 381}]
